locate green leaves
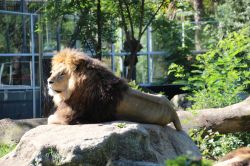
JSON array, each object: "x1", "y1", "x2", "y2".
[
  {"x1": 216, "y1": 0, "x2": 250, "y2": 33},
  {"x1": 189, "y1": 129, "x2": 250, "y2": 160},
  {"x1": 186, "y1": 27, "x2": 250, "y2": 109}
]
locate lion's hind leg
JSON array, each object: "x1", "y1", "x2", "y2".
[{"x1": 116, "y1": 88, "x2": 183, "y2": 131}]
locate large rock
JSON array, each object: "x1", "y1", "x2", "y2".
[
  {"x1": 0, "y1": 122, "x2": 200, "y2": 166},
  {"x1": 171, "y1": 94, "x2": 192, "y2": 110},
  {"x1": 0, "y1": 118, "x2": 47, "y2": 144}
]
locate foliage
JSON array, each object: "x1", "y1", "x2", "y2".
[
  {"x1": 168, "y1": 63, "x2": 187, "y2": 84},
  {"x1": 166, "y1": 155, "x2": 213, "y2": 166},
  {"x1": 44, "y1": 0, "x2": 117, "y2": 55},
  {"x1": 152, "y1": 17, "x2": 193, "y2": 83},
  {"x1": 170, "y1": 28, "x2": 250, "y2": 109},
  {"x1": 0, "y1": 144, "x2": 16, "y2": 158},
  {"x1": 128, "y1": 80, "x2": 144, "y2": 92},
  {"x1": 216, "y1": 0, "x2": 250, "y2": 34},
  {"x1": 189, "y1": 128, "x2": 250, "y2": 160},
  {"x1": 112, "y1": 0, "x2": 170, "y2": 80},
  {"x1": 0, "y1": 15, "x2": 27, "y2": 53},
  {"x1": 116, "y1": 123, "x2": 127, "y2": 128}
]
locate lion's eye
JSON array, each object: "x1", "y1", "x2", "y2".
[{"x1": 60, "y1": 72, "x2": 65, "y2": 76}]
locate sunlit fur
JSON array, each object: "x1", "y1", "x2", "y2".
[
  {"x1": 47, "y1": 48, "x2": 128, "y2": 124},
  {"x1": 215, "y1": 147, "x2": 250, "y2": 166}
]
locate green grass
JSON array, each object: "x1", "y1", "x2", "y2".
[
  {"x1": 0, "y1": 144, "x2": 16, "y2": 158},
  {"x1": 166, "y1": 156, "x2": 214, "y2": 166}
]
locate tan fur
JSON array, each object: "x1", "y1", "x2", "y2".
[
  {"x1": 116, "y1": 88, "x2": 182, "y2": 130},
  {"x1": 215, "y1": 147, "x2": 250, "y2": 166},
  {"x1": 47, "y1": 48, "x2": 182, "y2": 131}
]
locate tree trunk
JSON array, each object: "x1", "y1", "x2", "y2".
[
  {"x1": 68, "y1": 19, "x2": 81, "y2": 48},
  {"x1": 127, "y1": 53, "x2": 137, "y2": 81},
  {"x1": 177, "y1": 97, "x2": 250, "y2": 133},
  {"x1": 96, "y1": 0, "x2": 102, "y2": 60},
  {"x1": 123, "y1": 38, "x2": 142, "y2": 81},
  {"x1": 193, "y1": 0, "x2": 204, "y2": 51}
]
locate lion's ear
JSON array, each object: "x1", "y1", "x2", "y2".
[
  {"x1": 74, "y1": 58, "x2": 99, "y2": 72},
  {"x1": 75, "y1": 63, "x2": 81, "y2": 71},
  {"x1": 75, "y1": 60, "x2": 88, "y2": 72}
]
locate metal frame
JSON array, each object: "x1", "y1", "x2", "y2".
[{"x1": 0, "y1": 10, "x2": 39, "y2": 118}]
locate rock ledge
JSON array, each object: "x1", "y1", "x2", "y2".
[{"x1": 0, "y1": 121, "x2": 200, "y2": 166}]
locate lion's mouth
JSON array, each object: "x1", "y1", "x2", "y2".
[
  {"x1": 50, "y1": 88, "x2": 62, "y2": 93},
  {"x1": 48, "y1": 85, "x2": 62, "y2": 95},
  {"x1": 54, "y1": 90, "x2": 62, "y2": 93}
]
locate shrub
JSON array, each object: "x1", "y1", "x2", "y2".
[
  {"x1": 169, "y1": 27, "x2": 250, "y2": 109},
  {"x1": 189, "y1": 28, "x2": 250, "y2": 109},
  {"x1": 189, "y1": 128, "x2": 250, "y2": 160}
]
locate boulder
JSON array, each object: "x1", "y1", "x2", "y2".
[
  {"x1": 171, "y1": 94, "x2": 192, "y2": 110},
  {"x1": 0, "y1": 118, "x2": 47, "y2": 144},
  {"x1": 0, "y1": 122, "x2": 201, "y2": 166}
]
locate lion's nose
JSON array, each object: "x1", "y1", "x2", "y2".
[{"x1": 48, "y1": 80, "x2": 54, "y2": 84}]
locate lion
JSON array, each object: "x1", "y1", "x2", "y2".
[
  {"x1": 214, "y1": 147, "x2": 250, "y2": 166},
  {"x1": 47, "y1": 48, "x2": 182, "y2": 131}
]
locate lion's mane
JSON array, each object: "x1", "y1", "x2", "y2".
[{"x1": 52, "y1": 48, "x2": 128, "y2": 124}]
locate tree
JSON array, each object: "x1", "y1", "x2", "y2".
[
  {"x1": 114, "y1": 0, "x2": 168, "y2": 81},
  {"x1": 193, "y1": 0, "x2": 204, "y2": 51},
  {"x1": 216, "y1": 0, "x2": 250, "y2": 34},
  {"x1": 45, "y1": 0, "x2": 116, "y2": 60}
]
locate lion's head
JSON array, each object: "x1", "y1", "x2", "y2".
[
  {"x1": 47, "y1": 48, "x2": 85, "y2": 105},
  {"x1": 47, "y1": 62, "x2": 76, "y2": 104}
]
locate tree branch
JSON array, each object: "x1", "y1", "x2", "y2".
[
  {"x1": 138, "y1": 0, "x2": 145, "y2": 40},
  {"x1": 96, "y1": 0, "x2": 102, "y2": 60},
  {"x1": 139, "y1": 0, "x2": 166, "y2": 40},
  {"x1": 123, "y1": 0, "x2": 134, "y2": 38},
  {"x1": 117, "y1": 0, "x2": 130, "y2": 41}
]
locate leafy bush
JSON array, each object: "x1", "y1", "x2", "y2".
[
  {"x1": 168, "y1": 63, "x2": 188, "y2": 84},
  {"x1": 170, "y1": 28, "x2": 250, "y2": 109},
  {"x1": 189, "y1": 128, "x2": 250, "y2": 160},
  {"x1": 216, "y1": 0, "x2": 250, "y2": 33}
]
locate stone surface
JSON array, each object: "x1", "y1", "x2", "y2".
[
  {"x1": 171, "y1": 94, "x2": 192, "y2": 110},
  {"x1": 0, "y1": 122, "x2": 201, "y2": 166},
  {"x1": 0, "y1": 118, "x2": 47, "y2": 144},
  {"x1": 177, "y1": 96, "x2": 250, "y2": 133}
]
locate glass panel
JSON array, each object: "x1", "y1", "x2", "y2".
[
  {"x1": 0, "y1": 56, "x2": 40, "y2": 87},
  {"x1": 0, "y1": 55, "x2": 41, "y2": 119},
  {"x1": 43, "y1": 16, "x2": 76, "y2": 52},
  {"x1": 0, "y1": 13, "x2": 31, "y2": 53},
  {"x1": 151, "y1": 55, "x2": 168, "y2": 84},
  {"x1": 0, "y1": 89, "x2": 40, "y2": 119},
  {"x1": 136, "y1": 55, "x2": 148, "y2": 84},
  {"x1": 0, "y1": 12, "x2": 40, "y2": 119}
]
